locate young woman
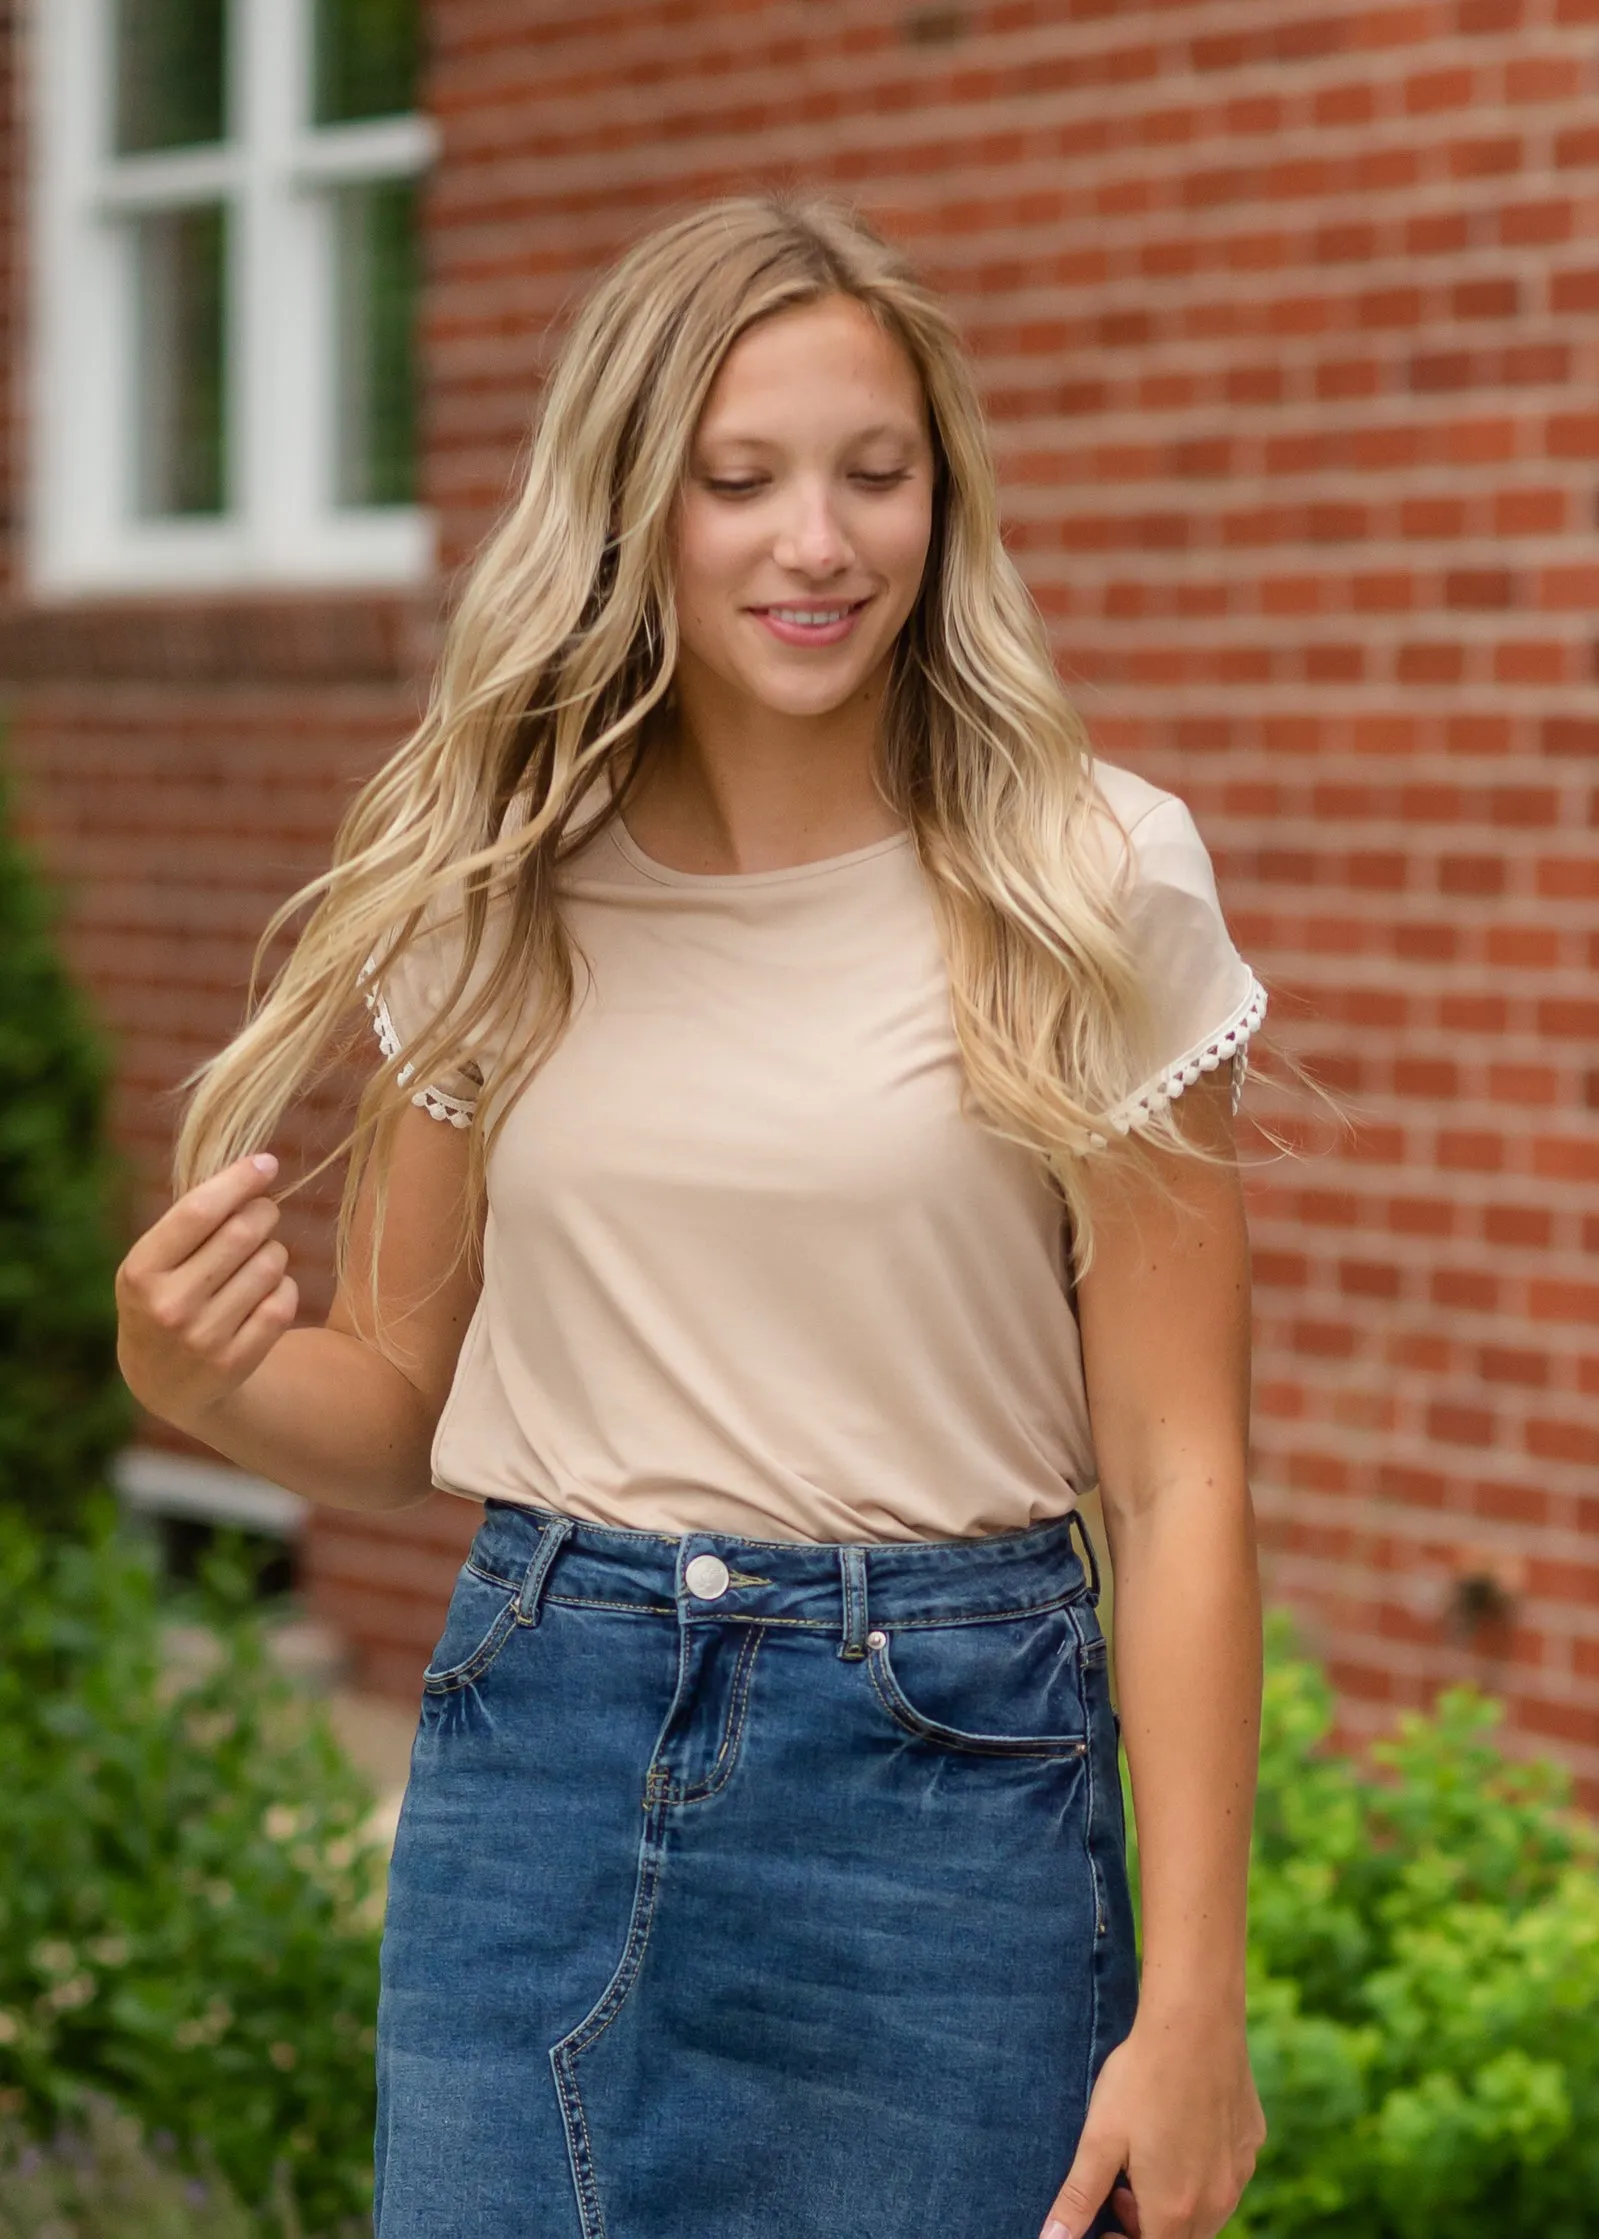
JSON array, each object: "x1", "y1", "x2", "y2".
[{"x1": 116, "y1": 194, "x2": 1269, "y2": 2239}]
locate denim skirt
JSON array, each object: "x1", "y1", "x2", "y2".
[{"x1": 374, "y1": 1498, "x2": 1138, "y2": 2239}]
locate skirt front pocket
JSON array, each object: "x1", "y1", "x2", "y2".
[
  {"x1": 861, "y1": 1599, "x2": 1093, "y2": 1759},
  {"x1": 421, "y1": 1562, "x2": 523, "y2": 1695}
]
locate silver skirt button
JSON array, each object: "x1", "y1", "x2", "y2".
[
  {"x1": 684, "y1": 1553, "x2": 731, "y2": 1601},
  {"x1": 866, "y1": 1629, "x2": 887, "y2": 1649}
]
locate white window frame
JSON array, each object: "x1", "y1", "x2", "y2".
[{"x1": 29, "y1": 0, "x2": 438, "y2": 595}]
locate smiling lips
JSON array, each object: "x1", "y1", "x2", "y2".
[{"x1": 750, "y1": 597, "x2": 871, "y2": 647}]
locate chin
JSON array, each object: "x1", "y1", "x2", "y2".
[
  {"x1": 737, "y1": 662, "x2": 881, "y2": 719},
  {"x1": 752, "y1": 685, "x2": 868, "y2": 720}
]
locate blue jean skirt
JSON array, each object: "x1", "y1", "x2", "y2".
[{"x1": 374, "y1": 1498, "x2": 1139, "y2": 2239}]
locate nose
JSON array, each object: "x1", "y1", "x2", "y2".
[{"x1": 770, "y1": 480, "x2": 855, "y2": 578}]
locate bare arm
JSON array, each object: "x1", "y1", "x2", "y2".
[
  {"x1": 1041, "y1": 1069, "x2": 1265, "y2": 2239},
  {"x1": 1085, "y1": 1073, "x2": 1260, "y2": 2025},
  {"x1": 116, "y1": 1109, "x2": 483, "y2": 1513}
]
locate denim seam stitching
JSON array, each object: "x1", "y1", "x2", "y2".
[
  {"x1": 539, "y1": 1588, "x2": 1091, "y2": 1629},
  {"x1": 675, "y1": 1623, "x2": 766, "y2": 1804},
  {"x1": 463, "y1": 1565, "x2": 677, "y2": 1615},
  {"x1": 864, "y1": 1636, "x2": 1091, "y2": 1760},
  {"x1": 547, "y1": 1593, "x2": 680, "y2": 1616},
  {"x1": 839, "y1": 1547, "x2": 866, "y2": 1658},
  {"x1": 515, "y1": 1512, "x2": 575, "y2": 1622},
  {"x1": 854, "y1": 1586, "x2": 1089, "y2": 1629},
  {"x1": 1067, "y1": 1599, "x2": 1109, "y2": 1949},
  {"x1": 462, "y1": 1559, "x2": 519, "y2": 1590},
  {"x1": 465, "y1": 1576, "x2": 1089, "y2": 1629},
  {"x1": 548, "y1": 1802, "x2": 670, "y2": 2239},
  {"x1": 687, "y1": 1588, "x2": 1088, "y2": 1631},
  {"x1": 420, "y1": 1598, "x2": 521, "y2": 1695}
]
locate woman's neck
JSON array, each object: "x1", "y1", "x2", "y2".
[{"x1": 624, "y1": 682, "x2": 904, "y2": 878}]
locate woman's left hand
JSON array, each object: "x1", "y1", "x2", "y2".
[{"x1": 1038, "y1": 2007, "x2": 1265, "y2": 2239}]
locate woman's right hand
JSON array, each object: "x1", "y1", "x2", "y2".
[{"x1": 115, "y1": 1152, "x2": 300, "y2": 1433}]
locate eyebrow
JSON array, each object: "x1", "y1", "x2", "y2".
[{"x1": 696, "y1": 422, "x2": 923, "y2": 452}]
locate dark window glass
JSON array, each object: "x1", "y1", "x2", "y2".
[
  {"x1": 133, "y1": 206, "x2": 228, "y2": 516},
  {"x1": 314, "y1": 0, "x2": 421, "y2": 124},
  {"x1": 333, "y1": 180, "x2": 419, "y2": 506},
  {"x1": 115, "y1": 0, "x2": 227, "y2": 154}
]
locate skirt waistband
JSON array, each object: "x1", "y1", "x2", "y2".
[{"x1": 467, "y1": 1497, "x2": 1100, "y2": 1651}]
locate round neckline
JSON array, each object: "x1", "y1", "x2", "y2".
[{"x1": 607, "y1": 812, "x2": 913, "y2": 890}]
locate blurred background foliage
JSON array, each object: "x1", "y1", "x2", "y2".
[
  {"x1": 0, "y1": 1508, "x2": 384, "y2": 2236},
  {"x1": 0, "y1": 736, "x2": 384, "y2": 2238},
  {"x1": 1189, "y1": 1616, "x2": 1599, "y2": 2239},
  {"x1": 0, "y1": 747, "x2": 135, "y2": 1534},
  {"x1": 0, "y1": 2090, "x2": 295, "y2": 2239}
]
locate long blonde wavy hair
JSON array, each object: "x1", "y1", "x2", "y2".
[{"x1": 173, "y1": 190, "x2": 1246, "y2": 1346}]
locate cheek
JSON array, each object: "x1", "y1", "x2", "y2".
[
  {"x1": 867, "y1": 495, "x2": 935, "y2": 605},
  {"x1": 671, "y1": 502, "x2": 754, "y2": 626}
]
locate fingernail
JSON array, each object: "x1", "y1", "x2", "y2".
[
  {"x1": 1042, "y1": 2223, "x2": 1073, "y2": 2239},
  {"x1": 251, "y1": 1152, "x2": 278, "y2": 1174}
]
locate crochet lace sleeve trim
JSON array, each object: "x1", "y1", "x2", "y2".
[
  {"x1": 1091, "y1": 973, "x2": 1268, "y2": 1151},
  {"x1": 360, "y1": 962, "x2": 478, "y2": 1130}
]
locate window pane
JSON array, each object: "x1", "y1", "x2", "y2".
[
  {"x1": 314, "y1": 0, "x2": 421, "y2": 124},
  {"x1": 332, "y1": 180, "x2": 419, "y2": 507},
  {"x1": 133, "y1": 206, "x2": 228, "y2": 517},
  {"x1": 115, "y1": 0, "x2": 227, "y2": 154}
]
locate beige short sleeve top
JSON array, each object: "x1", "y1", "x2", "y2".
[{"x1": 362, "y1": 758, "x2": 1267, "y2": 1544}]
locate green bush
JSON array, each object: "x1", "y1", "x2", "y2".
[
  {"x1": 0, "y1": 748, "x2": 133, "y2": 1531},
  {"x1": 1200, "y1": 1614, "x2": 1599, "y2": 2237},
  {"x1": 0, "y1": 2092, "x2": 297, "y2": 2239},
  {"x1": 0, "y1": 1504, "x2": 385, "y2": 2236}
]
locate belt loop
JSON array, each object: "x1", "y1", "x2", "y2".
[
  {"x1": 1068, "y1": 1506, "x2": 1102, "y2": 1606},
  {"x1": 516, "y1": 1512, "x2": 574, "y2": 1624},
  {"x1": 837, "y1": 1546, "x2": 870, "y2": 1659}
]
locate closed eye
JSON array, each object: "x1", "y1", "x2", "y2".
[{"x1": 702, "y1": 471, "x2": 913, "y2": 497}]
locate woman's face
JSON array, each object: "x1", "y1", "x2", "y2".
[{"x1": 669, "y1": 293, "x2": 936, "y2": 724}]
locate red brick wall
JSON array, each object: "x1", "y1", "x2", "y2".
[
  {"x1": 4, "y1": 1, "x2": 1596, "y2": 1795},
  {"x1": 415, "y1": 0, "x2": 1599, "y2": 1794},
  {"x1": 0, "y1": 605, "x2": 484, "y2": 1679}
]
